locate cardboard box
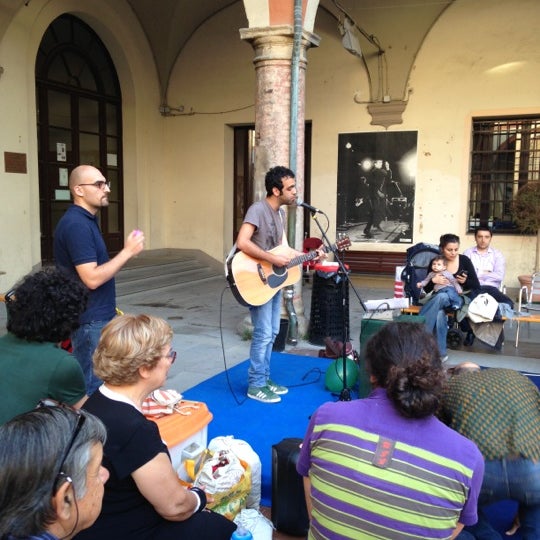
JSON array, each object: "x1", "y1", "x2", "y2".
[{"x1": 149, "y1": 400, "x2": 213, "y2": 480}]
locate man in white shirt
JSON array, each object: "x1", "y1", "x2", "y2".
[
  {"x1": 463, "y1": 226, "x2": 513, "y2": 348},
  {"x1": 463, "y1": 226, "x2": 505, "y2": 289}
]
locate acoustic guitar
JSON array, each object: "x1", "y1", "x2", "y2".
[{"x1": 227, "y1": 236, "x2": 351, "y2": 307}]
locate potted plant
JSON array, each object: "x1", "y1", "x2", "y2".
[{"x1": 512, "y1": 181, "x2": 540, "y2": 301}]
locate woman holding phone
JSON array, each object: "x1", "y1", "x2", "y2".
[{"x1": 420, "y1": 233, "x2": 480, "y2": 361}]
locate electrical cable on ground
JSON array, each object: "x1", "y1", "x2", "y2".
[{"x1": 219, "y1": 285, "x2": 326, "y2": 405}]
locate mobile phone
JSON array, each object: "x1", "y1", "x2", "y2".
[{"x1": 460, "y1": 270, "x2": 468, "y2": 277}]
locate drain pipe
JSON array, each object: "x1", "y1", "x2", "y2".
[{"x1": 284, "y1": 0, "x2": 303, "y2": 345}]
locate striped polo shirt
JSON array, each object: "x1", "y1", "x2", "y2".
[{"x1": 297, "y1": 388, "x2": 484, "y2": 539}]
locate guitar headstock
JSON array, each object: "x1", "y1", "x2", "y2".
[{"x1": 336, "y1": 234, "x2": 351, "y2": 251}]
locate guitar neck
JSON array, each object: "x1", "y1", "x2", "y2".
[
  {"x1": 288, "y1": 251, "x2": 318, "y2": 269},
  {"x1": 288, "y1": 243, "x2": 336, "y2": 269}
]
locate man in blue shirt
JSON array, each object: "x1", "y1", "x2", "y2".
[{"x1": 54, "y1": 165, "x2": 145, "y2": 394}]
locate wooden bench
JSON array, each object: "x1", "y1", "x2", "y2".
[
  {"x1": 402, "y1": 305, "x2": 540, "y2": 347},
  {"x1": 343, "y1": 250, "x2": 406, "y2": 275}
]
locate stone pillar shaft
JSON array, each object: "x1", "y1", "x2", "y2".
[
  {"x1": 240, "y1": 24, "x2": 320, "y2": 337},
  {"x1": 240, "y1": 26, "x2": 319, "y2": 204}
]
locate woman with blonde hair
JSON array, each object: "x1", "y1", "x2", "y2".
[{"x1": 75, "y1": 314, "x2": 236, "y2": 540}]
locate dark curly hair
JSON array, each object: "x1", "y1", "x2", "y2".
[
  {"x1": 265, "y1": 166, "x2": 295, "y2": 196},
  {"x1": 366, "y1": 322, "x2": 445, "y2": 419},
  {"x1": 6, "y1": 267, "x2": 88, "y2": 342}
]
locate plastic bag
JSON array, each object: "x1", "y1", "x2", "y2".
[
  {"x1": 193, "y1": 449, "x2": 251, "y2": 520},
  {"x1": 208, "y1": 435, "x2": 261, "y2": 509},
  {"x1": 234, "y1": 509, "x2": 274, "y2": 540}
]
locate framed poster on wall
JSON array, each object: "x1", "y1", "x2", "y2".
[{"x1": 336, "y1": 131, "x2": 417, "y2": 244}]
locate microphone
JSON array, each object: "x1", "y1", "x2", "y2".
[{"x1": 296, "y1": 198, "x2": 323, "y2": 214}]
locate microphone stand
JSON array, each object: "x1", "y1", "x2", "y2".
[{"x1": 308, "y1": 209, "x2": 367, "y2": 402}]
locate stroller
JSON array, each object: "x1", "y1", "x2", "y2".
[{"x1": 400, "y1": 242, "x2": 464, "y2": 349}]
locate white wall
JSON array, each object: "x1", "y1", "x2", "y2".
[{"x1": 406, "y1": 0, "x2": 540, "y2": 285}]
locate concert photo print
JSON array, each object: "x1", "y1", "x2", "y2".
[{"x1": 336, "y1": 130, "x2": 418, "y2": 244}]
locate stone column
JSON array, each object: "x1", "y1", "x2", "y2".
[
  {"x1": 240, "y1": 25, "x2": 320, "y2": 335},
  {"x1": 240, "y1": 26, "x2": 319, "y2": 200}
]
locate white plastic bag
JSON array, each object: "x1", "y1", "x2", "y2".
[
  {"x1": 233, "y1": 509, "x2": 274, "y2": 540},
  {"x1": 193, "y1": 449, "x2": 245, "y2": 494},
  {"x1": 208, "y1": 435, "x2": 262, "y2": 509}
]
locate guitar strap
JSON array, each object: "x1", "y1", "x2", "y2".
[
  {"x1": 280, "y1": 208, "x2": 288, "y2": 247},
  {"x1": 224, "y1": 206, "x2": 287, "y2": 278},
  {"x1": 224, "y1": 242, "x2": 238, "y2": 278}
]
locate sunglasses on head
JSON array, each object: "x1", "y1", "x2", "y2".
[{"x1": 37, "y1": 399, "x2": 86, "y2": 493}]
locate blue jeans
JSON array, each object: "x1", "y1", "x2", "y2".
[
  {"x1": 419, "y1": 289, "x2": 462, "y2": 356},
  {"x1": 458, "y1": 458, "x2": 540, "y2": 540},
  {"x1": 248, "y1": 291, "x2": 282, "y2": 388},
  {"x1": 455, "y1": 508, "x2": 502, "y2": 540},
  {"x1": 71, "y1": 320, "x2": 110, "y2": 395}
]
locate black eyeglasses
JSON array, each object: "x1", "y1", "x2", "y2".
[
  {"x1": 37, "y1": 399, "x2": 86, "y2": 493},
  {"x1": 77, "y1": 180, "x2": 110, "y2": 190}
]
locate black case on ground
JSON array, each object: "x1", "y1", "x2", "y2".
[{"x1": 271, "y1": 437, "x2": 310, "y2": 537}]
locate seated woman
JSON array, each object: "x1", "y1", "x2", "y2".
[
  {"x1": 420, "y1": 233, "x2": 480, "y2": 360},
  {"x1": 296, "y1": 322, "x2": 484, "y2": 539},
  {"x1": 0, "y1": 405, "x2": 109, "y2": 540},
  {"x1": 76, "y1": 314, "x2": 236, "y2": 540},
  {"x1": 0, "y1": 268, "x2": 88, "y2": 424}
]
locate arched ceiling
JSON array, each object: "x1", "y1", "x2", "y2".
[{"x1": 124, "y1": 0, "x2": 451, "y2": 103}]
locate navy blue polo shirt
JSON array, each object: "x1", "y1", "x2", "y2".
[{"x1": 54, "y1": 205, "x2": 116, "y2": 324}]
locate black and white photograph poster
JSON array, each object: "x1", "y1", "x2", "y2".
[{"x1": 336, "y1": 131, "x2": 417, "y2": 244}]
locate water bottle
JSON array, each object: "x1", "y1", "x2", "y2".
[{"x1": 231, "y1": 526, "x2": 253, "y2": 540}]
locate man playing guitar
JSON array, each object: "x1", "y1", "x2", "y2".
[{"x1": 235, "y1": 166, "x2": 324, "y2": 404}]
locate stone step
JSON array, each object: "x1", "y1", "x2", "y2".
[{"x1": 116, "y1": 249, "x2": 223, "y2": 297}]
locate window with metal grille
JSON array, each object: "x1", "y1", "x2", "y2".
[{"x1": 468, "y1": 115, "x2": 540, "y2": 233}]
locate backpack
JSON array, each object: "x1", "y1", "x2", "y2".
[{"x1": 400, "y1": 242, "x2": 440, "y2": 305}]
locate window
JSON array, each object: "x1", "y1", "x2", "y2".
[{"x1": 468, "y1": 115, "x2": 540, "y2": 233}]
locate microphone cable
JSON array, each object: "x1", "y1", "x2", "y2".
[
  {"x1": 219, "y1": 284, "x2": 326, "y2": 405},
  {"x1": 219, "y1": 284, "x2": 248, "y2": 405}
]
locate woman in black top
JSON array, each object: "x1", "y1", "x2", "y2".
[
  {"x1": 76, "y1": 314, "x2": 236, "y2": 540},
  {"x1": 420, "y1": 233, "x2": 480, "y2": 360}
]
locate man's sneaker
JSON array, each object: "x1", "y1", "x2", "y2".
[
  {"x1": 247, "y1": 386, "x2": 281, "y2": 403},
  {"x1": 267, "y1": 379, "x2": 288, "y2": 395},
  {"x1": 441, "y1": 355, "x2": 449, "y2": 363}
]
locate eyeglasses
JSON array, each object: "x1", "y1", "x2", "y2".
[
  {"x1": 166, "y1": 349, "x2": 177, "y2": 364},
  {"x1": 37, "y1": 399, "x2": 86, "y2": 494},
  {"x1": 77, "y1": 180, "x2": 110, "y2": 190}
]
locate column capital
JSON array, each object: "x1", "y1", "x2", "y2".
[{"x1": 240, "y1": 25, "x2": 320, "y2": 63}]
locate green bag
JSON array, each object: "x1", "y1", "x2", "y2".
[{"x1": 357, "y1": 315, "x2": 426, "y2": 398}]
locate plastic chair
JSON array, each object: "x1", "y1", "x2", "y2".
[
  {"x1": 302, "y1": 237, "x2": 323, "y2": 282},
  {"x1": 515, "y1": 271, "x2": 540, "y2": 346}
]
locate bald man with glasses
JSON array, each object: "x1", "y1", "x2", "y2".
[{"x1": 54, "y1": 165, "x2": 145, "y2": 396}]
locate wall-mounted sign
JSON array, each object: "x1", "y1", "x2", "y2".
[{"x1": 4, "y1": 152, "x2": 27, "y2": 174}]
